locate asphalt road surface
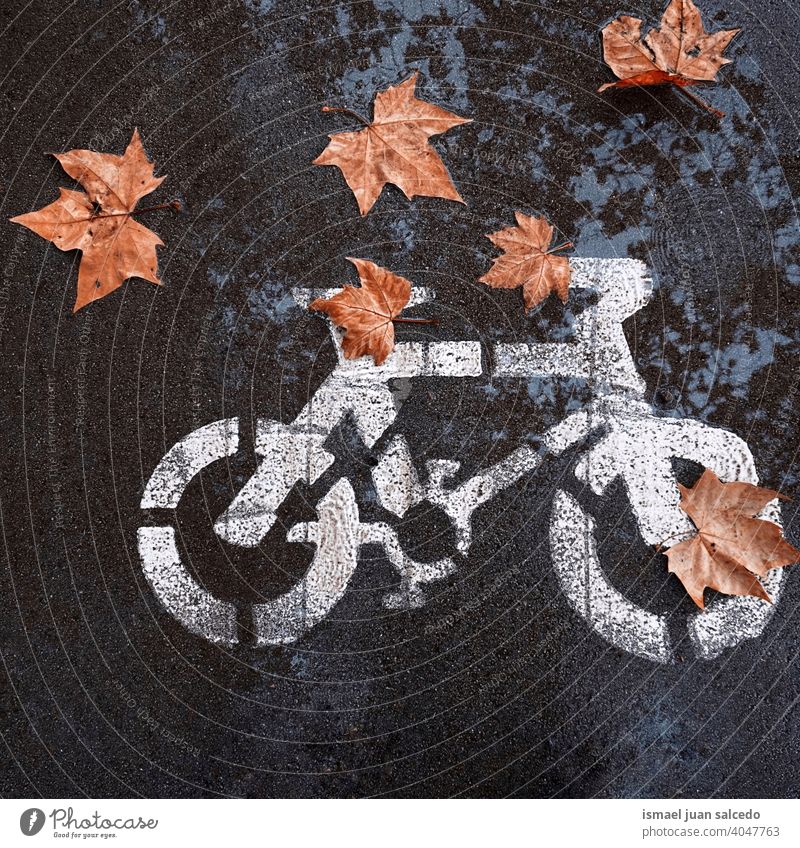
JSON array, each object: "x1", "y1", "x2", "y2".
[{"x1": 0, "y1": 0, "x2": 798, "y2": 798}]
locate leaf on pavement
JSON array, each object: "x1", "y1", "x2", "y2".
[
  {"x1": 598, "y1": 0, "x2": 740, "y2": 117},
  {"x1": 478, "y1": 212, "x2": 572, "y2": 311},
  {"x1": 314, "y1": 72, "x2": 470, "y2": 215},
  {"x1": 310, "y1": 259, "x2": 417, "y2": 366},
  {"x1": 11, "y1": 129, "x2": 175, "y2": 311},
  {"x1": 665, "y1": 468, "x2": 799, "y2": 608}
]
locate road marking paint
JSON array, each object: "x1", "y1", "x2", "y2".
[
  {"x1": 550, "y1": 489, "x2": 672, "y2": 663},
  {"x1": 137, "y1": 526, "x2": 238, "y2": 645},
  {"x1": 253, "y1": 478, "x2": 361, "y2": 645},
  {"x1": 138, "y1": 262, "x2": 790, "y2": 660},
  {"x1": 141, "y1": 418, "x2": 238, "y2": 509}
]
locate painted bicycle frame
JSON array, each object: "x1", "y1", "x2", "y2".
[{"x1": 138, "y1": 259, "x2": 785, "y2": 662}]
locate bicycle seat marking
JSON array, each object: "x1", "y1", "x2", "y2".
[{"x1": 138, "y1": 259, "x2": 787, "y2": 663}]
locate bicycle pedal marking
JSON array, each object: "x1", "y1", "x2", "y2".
[
  {"x1": 425, "y1": 446, "x2": 542, "y2": 554},
  {"x1": 137, "y1": 258, "x2": 791, "y2": 661},
  {"x1": 358, "y1": 521, "x2": 456, "y2": 609},
  {"x1": 253, "y1": 479, "x2": 361, "y2": 645},
  {"x1": 250, "y1": 480, "x2": 455, "y2": 644}
]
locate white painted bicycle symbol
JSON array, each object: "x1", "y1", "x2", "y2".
[{"x1": 138, "y1": 258, "x2": 785, "y2": 663}]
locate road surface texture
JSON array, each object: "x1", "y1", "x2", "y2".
[{"x1": 0, "y1": 0, "x2": 798, "y2": 797}]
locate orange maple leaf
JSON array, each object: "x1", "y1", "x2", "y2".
[
  {"x1": 310, "y1": 259, "x2": 437, "y2": 366},
  {"x1": 478, "y1": 212, "x2": 572, "y2": 311},
  {"x1": 314, "y1": 72, "x2": 470, "y2": 216},
  {"x1": 11, "y1": 129, "x2": 172, "y2": 311},
  {"x1": 665, "y1": 468, "x2": 799, "y2": 609},
  {"x1": 598, "y1": 0, "x2": 740, "y2": 117}
]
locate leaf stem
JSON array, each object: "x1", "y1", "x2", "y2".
[
  {"x1": 672, "y1": 84, "x2": 724, "y2": 119},
  {"x1": 392, "y1": 317, "x2": 440, "y2": 326},
  {"x1": 86, "y1": 199, "x2": 182, "y2": 220},
  {"x1": 321, "y1": 105, "x2": 372, "y2": 127},
  {"x1": 655, "y1": 530, "x2": 694, "y2": 552},
  {"x1": 64, "y1": 200, "x2": 183, "y2": 224},
  {"x1": 547, "y1": 241, "x2": 573, "y2": 255}
]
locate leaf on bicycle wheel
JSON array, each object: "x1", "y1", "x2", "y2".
[
  {"x1": 310, "y1": 258, "x2": 415, "y2": 366},
  {"x1": 664, "y1": 468, "x2": 799, "y2": 609},
  {"x1": 314, "y1": 72, "x2": 470, "y2": 215},
  {"x1": 598, "y1": 0, "x2": 740, "y2": 117},
  {"x1": 478, "y1": 212, "x2": 572, "y2": 311},
  {"x1": 10, "y1": 129, "x2": 178, "y2": 312}
]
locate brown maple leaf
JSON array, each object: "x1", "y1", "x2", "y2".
[
  {"x1": 664, "y1": 468, "x2": 799, "y2": 609},
  {"x1": 598, "y1": 0, "x2": 740, "y2": 118},
  {"x1": 11, "y1": 129, "x2": 175, "y2": 311},
  {"x1": 478, "y1": 212, "x2": 572, "y2": 311},
  {"x1": 314, "y1": 72, "x2": 470, "y2": 216},
  {"x1": 311, "y1": 258, "x2": 437, "y2": 366}
]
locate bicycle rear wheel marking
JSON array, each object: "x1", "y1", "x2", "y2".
[
  {"x1": 137, "y1": 527, "x2": 238, "y2": 645},
  {"x1": 141, "y1": 418, "x2": 239, "y2": 509}
]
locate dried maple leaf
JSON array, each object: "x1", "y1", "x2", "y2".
[
  {"x1": 598, "y1": 0, "x2": 740, "y2": 118},
  {"x1": 11, "y1": 129, "x2": 175, "y2": 311},
  {"x1": 478, "y1": 212, "x2": 572, "y2": 311},
  {"x1": 664, "y1": 468, "x2": 799, "y2": 609},
  {"x1": 314, "y1": 72, "x2": 470, "y2": 215},
  {"x1": 311, "y1": 258, "x2": 437, "y2": 366}
]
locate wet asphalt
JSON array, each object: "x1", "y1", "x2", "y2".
[{"x1": 0, "y1": 0, "x2": 798, "y2": 797}]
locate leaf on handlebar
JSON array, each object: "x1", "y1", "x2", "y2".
[
  {"x1": 478, "y1": 212, "x2": 572, "y2": 311},
  {"x1": 311, "y1": 258, "x2": 428, "y2": 366},
  {"x1": 664, "y1": 468, "x2": 799, "y2": 609}
]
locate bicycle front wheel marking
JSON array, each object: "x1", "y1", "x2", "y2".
[{"x1": 550, "y1": 489, "x2": 673, "y2": 664}]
